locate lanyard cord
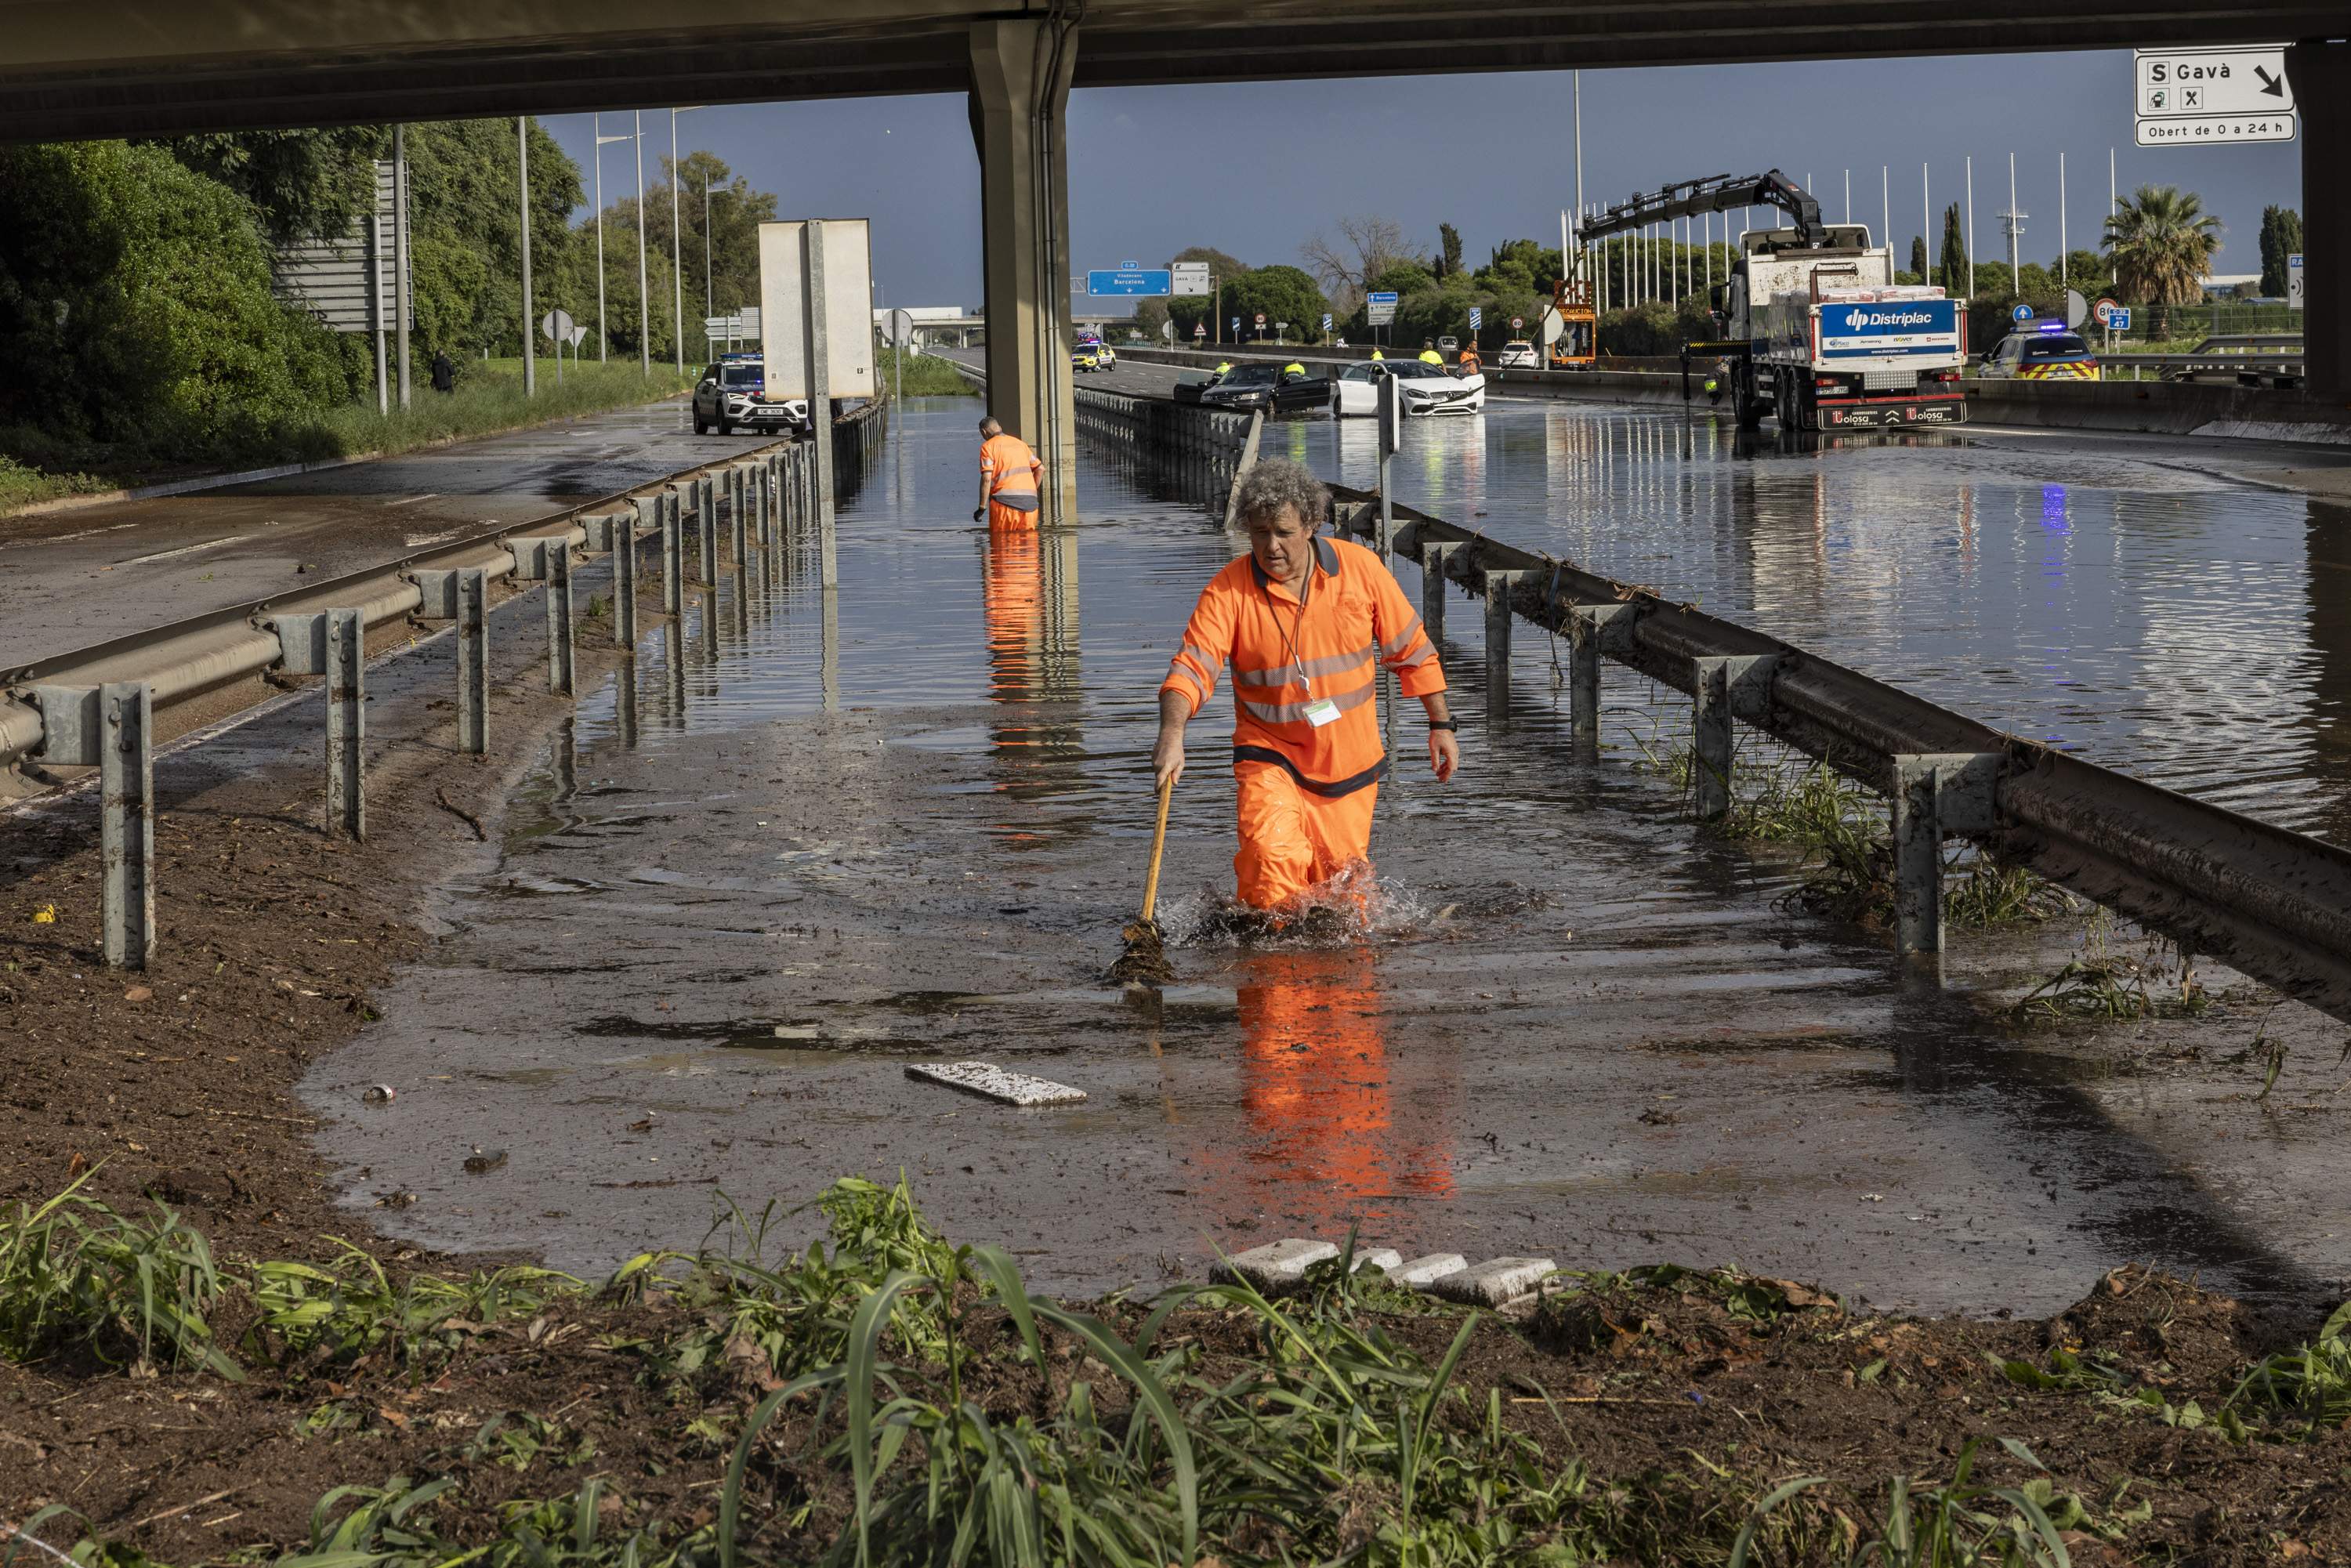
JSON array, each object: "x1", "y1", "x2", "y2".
[{"x1": 1263, "y1": 559, "x2": 1315, "y2": 692}]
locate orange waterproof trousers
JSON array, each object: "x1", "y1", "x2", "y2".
[
  {"x1": 1233, "y1": 761, "x2": 1378, "y2": 910},
  {"x1": 987, "y1": 499, "x2": 1038, "y2": 531}
]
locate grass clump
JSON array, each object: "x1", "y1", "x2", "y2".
[
  {"x1": 875, "y1": 349, "x2": 979, "y2": 398},
  {"x1": 0, "y1": 1166, "x2": 237, "y2": 1378}
]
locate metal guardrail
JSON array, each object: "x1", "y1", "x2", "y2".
[
  {"x1": 3, "y1": 401, "x2": 886, "y2": 968},
  {"x1": 1308, "y1": 485, "x2": 2351, "y2": 1024}
]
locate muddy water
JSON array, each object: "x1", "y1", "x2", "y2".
[{"x1": 306, "y1": 397, "x2": 2351, "y2": 1316}]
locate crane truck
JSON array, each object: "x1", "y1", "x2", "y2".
[{"x1": 1581, "y1": 170, "x2": 1968, "y2": 432}]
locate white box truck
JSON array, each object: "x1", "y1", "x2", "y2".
[{"x1": 1734, "y1": 228, "x2": 1968, "y2": 431}]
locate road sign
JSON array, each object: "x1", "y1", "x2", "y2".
[
  {"x1": 1366, "y1": 290, "x2": 1397, "y2": 327},
  {"x1": 1468, "y1": 306, "x2": 1483, "y2": 331},
  {"x1": 2107, "y1": 306, "x2": 2132, "y2": 331},
  {"x1": 1230, "y1": 317, "x2": 1241, "y2": 334},
  {"x1": 2063, "y1": 288, "x2": 2088, "y2": 329},
  {"x1": 1321, "y1": 313, "x2": 1333, "y2": 332},
  {"x1": 1162, "y1": 320, "x2": 1176, "y2": 342},
  {"x1": 1086, "y1": 269, "x2": 1172, "y2": 295},
  {"x1": 567, "y1": 325, "x2": 588, "y2": 349},
  {"x1": 1121, "y1": 259, "x2": 1137, "y2": 269},
  {"x1": 1254, "y1": 313, "x2": 1266, "y2": 328},
  {"x1": 2134, "y1": 45, "x2": 2296, "y2": 146},
  {"x1": 2288, "y1": 254, "x2": 2303, "y2": 308},
  {"x1": 1172, "y1": 262, "x2": 1211, "y2": 297},
  {"x1": 2010, "y1": 303, "x2": 2034, "y2": 323},
  {"x1": 2092, "y1": 296, "x2": 2118, "y2": 325},
  {"x1": 1511, "y1": 315, "x2": 1524, "y2": 330},
  {"x1": 1194, "y1": 322, "x2": 1207, "y2": 339},
  {"x1": 539, "y1": 307, "x2": 574, "y2": 342}
]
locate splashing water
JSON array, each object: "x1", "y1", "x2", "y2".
[{"x1": 1156, "y1": 860, "x2": 1445, "y2": 951}]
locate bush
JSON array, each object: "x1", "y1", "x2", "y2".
[{"x1": 0, "y1": 140, "x2": 356, "y2": 462}]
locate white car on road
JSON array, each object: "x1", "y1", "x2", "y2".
[
  {"x1": 1331, "y1": 360, "x2": 1487, "y2": 417},
  {"x1": 1496, "y1": 339, "x2": 1539, "y2": 369}
]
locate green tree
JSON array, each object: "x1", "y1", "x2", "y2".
[
  {"x1": 1909, "y1": 235, "x2": 1927, "y2": 277},
  {"x1": 1937, "y1": 204, "x2": 1966, "y2": 293},
  {"x1": 2258, "y1": 205, "x2": 2302, "y2": 297},
  {"x1": 2103, "y1": 184, "x2": 2221, "y2": 336},
  {"x1": 1436, "y1": 223, "x2": 1464, "y2": 279},
  {"x1": 147, "y1": 128, "x2": 383, "y2": 246},
  {"x1": 1226, "y1": 263, "x2": 1325, "y2": 342},
  {"x1": 0, "y1": 140, "x2": 349, "y2": 457},
  {"x1": 400, "y1": 118, "x2": 585, "y2": 364}
]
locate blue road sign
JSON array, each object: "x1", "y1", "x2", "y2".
[
  {"x1": 1230, "y1": 317, "x2": 1241, "y2": 332},
  {"x1": 1087, "y1": 269, "x2": 1172, "y2": 296},
  {"x1": 1321, "y1": 313, "x2": 1333, "y2": 331},
  {"x1": 1468, "y1": 306, "x2": 1483, "y2": 330},
  {"x1": 1367, "y1": 291, "x2": 1397, "y2": 306},
  {"x1": 2011, "y1": 302, "x2": 2034, "y2": 322},
  {"x1": 2108, "y1": 306, "x2": 2132, "y2": 331}
]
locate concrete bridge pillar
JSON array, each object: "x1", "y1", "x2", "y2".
[
  {"x1": 969, "y1": 16, "x2": 1080, "y2": 525},
  {"x1": 2287, "y1": 40, "x2": 2348, "y2": 398}
]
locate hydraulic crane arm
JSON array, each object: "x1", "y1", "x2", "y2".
[{"x1": 1580, "y1": 170, "x2": 1824, "y2": 247}]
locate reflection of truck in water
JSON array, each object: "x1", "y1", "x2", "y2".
[{"x1": 1584, "y1": 169, "x2": 1968, "y2": 431}]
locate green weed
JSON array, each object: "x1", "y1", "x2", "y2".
[
  {"x1": 1729, "y1": 1438, "x2": 2076, "y2": 1567},
  {"x1": 248, "y1": 1240, "x2": 583, "y2": 1367},
  {"x1": 0, "y1": 1167, "x2": 238, "y2": 1377},
  {"x1": 2224, "y1": 1300, "x2": 2351, "y2": 1438}
]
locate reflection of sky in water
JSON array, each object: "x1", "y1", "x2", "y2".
[{"x1": 1265, "y1": 405, "x2": 2344, "y2": 837}]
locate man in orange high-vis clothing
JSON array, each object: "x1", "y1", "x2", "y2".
[
  {"x1": 975, "y1": 416, "x2": 1043, "y2": 530},
  {"x1": 1154, "y1": 458, "x2": 1458, "y2": 910}
]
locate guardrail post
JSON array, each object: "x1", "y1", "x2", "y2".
[
  {"x1": 614, "y1": 512, "x2": 639, "y2": 648},
  {"x1": 1483, "y1": 568, "x2": 1531, "y2": 714},
  {"x1": 325, "y1": 607, "x2": 364, "y2": 840},
  {"x1": 730, "y1": 467, "x2": 751, "y2": 567},
  {"x1": 661, "y1": 498, "x2": 684, "y2": 617},
  {"x1": 1222, "y1": 410, "x2": 1266, "y2": 531},
  {"x1": 456, "y1": 566, "x2": 488, "y2": 755},
  {"x1": 1892, "y1": 752, "x2": 2004, "y2": 961},
  {"x1": 1420, "y1": 541, "x2": 1465, "y2": 638},
  {"x1": 1567, "y1": 603, "x2": 1643, "y2": 756},
  {"x1": 1689, "y1": 654, "x2": 1783, "y2": 819},
  {"x1": 100, "y1": 680, "x2": 154, "y2": 971},
  {"x1": 545, "y1": 541, "x2": 574, "y2": 695},
  {"x1": 697, "y1": 483, "x2": 718, "y2": 584}
]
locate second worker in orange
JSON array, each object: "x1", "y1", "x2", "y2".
[{"x1": 1154, "y1": 458, "x2": 1458, "y2": 911}]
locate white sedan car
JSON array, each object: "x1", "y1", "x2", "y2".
[
  {"x1": 1331, "y1": 360, "x2": 1487, "y2": 417},
  {"x1": 1496, "y1": 339, "x2": 1539, "y2": 368}
]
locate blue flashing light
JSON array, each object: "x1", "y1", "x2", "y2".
[{"x1": 2034, "y1": 320, "x2": 2067, "y2": 334}]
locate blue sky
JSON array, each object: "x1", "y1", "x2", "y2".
[{"x1": 538, "y1": 48, "x2": 2301, "y2": 312}]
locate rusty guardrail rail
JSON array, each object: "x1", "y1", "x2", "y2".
[
  {"x1": 3, "y1": 400, "x2": 886, "y2": 969},
  {"x1": 1321, "y1": 484, "x2": 2351, "y2": 1025}
]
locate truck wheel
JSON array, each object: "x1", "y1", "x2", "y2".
[{"x1": 1733, "y1": 365, "x2": 1762, "y2": 430}]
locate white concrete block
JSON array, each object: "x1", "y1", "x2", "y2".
[
  {"x1": 1349, "y1": 1248, "x2": 1404, "y2": 1275},
  {"x1": 1428, "y1": 1257, "x2": 1557, "y2": 1307},
  {"x1": 1213, "y1": 1238, "x2": 1338, "y2": 1287},
  {"x1": 904, "y1": 1061, "x2": 1086, "y2": 1106},
  {"x1": 1390, "y1": 1253, "x2": 1470, "y2": 1289}
]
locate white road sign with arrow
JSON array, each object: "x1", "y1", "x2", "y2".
[{"x1": 2134, "y1": 45, "x2": 2295, "y2": 146}]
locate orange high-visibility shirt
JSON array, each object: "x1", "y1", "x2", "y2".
[
  {"x1": 980, "y1": 433, "x2": 1041, "y2": 510},
  {"x1": 1161, "y1": 534, "x2": 1445, "y2": 796}
]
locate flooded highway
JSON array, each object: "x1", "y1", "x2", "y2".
[{"x1": 305, "y1": 393, "x2": 2351, "y2": 1317}]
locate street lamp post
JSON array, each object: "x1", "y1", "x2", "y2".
[
  {"x1": 703, "y1": 176, "x2": 714, "y2": 336},
  {"x1": 635, "y1": 111, "x2": 649, "y2": 374},
  {"x1": 669, "y1": 110, "x2": 684, "y2": 374},
  {"x1": 518, "y1": 116, "x2": 534, "y2": 399},
  {"x1": 594, "y1": 115, "x2": 634, "y2": 363}
]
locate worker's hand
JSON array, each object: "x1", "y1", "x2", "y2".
[
  {"x1": 1152, "y1": 727, "x2": 1186, "y2": 793},
  {"x1": 973, "y1": 507, "x2": 985, "y2": 524},
  {"x1": 1428, "y1": 726, "x2": 1460, "y2": 784}
]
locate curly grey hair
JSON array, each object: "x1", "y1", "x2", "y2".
[{"x1": 1232, "y1": 458, "x2": 1330, "y2": 530}]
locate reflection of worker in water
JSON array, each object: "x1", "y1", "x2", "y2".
[
  {"x1": 981, "y1": 526, "x2": 1043, "y2": 704},
  {"x1": 1223, "y1": 947, "x2": 1457, "y2": 1223},
  {"x1": 1154, "y1": 459, "x2": 1457, "y2": 911},
  {"x1": 973, "y1": 416, "x2": 1042, "y2": 529}
]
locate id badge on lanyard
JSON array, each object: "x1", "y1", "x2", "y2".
[{"x1": 1302, "y1": 696, "x2": 1342, "y2": 728}]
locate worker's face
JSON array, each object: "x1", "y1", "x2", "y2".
[{"x1": 1247, "y1": 505, "x2": 1316, "y2": 584}]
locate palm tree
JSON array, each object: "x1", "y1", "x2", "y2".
[{"x1": 2103, "y1": 185, "x2": 2221, "y2": 336}]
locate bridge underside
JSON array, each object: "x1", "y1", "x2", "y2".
[{"x1": 0, "y1": 1, "x2": 2338, "y2": 141}]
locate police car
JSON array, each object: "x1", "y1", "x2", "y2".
[
  {"x1": 1978, "y1": 325, "x2": 2101, "y2": 382},
  {"x1": 1076, "y1": 331, "x2": 1115, "y2": 368},
  {"x1": 693, "y1": 354, "x2": 808, "y2": 436}
]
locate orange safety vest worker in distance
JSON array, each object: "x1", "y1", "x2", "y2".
[
  {"x1": 976, "y1": 429, "x2": 1042, "y2": 530},
  {"x1": 1160, "y1": 533, "x2": 1449, "y2": 909}
]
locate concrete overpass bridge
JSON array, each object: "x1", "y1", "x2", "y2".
[{"x1": 3, "y1": 2, "x2": 2344, "y2": 520}]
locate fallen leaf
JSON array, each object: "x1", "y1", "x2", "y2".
[{"x1": 123, "y1": 986, "x2": 154, "y2": 1003}]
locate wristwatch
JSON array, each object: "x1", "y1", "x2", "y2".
[{"x1": 1427, "y1": 719, "x2": 1459, "y2": 732}]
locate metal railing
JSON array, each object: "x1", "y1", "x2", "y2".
[
  {"x1": 1073, "y1": 387, "x2": 1259, "y2": 512},
  {"x1": 4, "y1": 400, "x2": 886, "y2": 970},
  {"x1": 1311, "y1": 485, "x2": 2351, "y2": 1025}
]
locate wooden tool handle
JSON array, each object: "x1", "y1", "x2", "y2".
[{"x1": 1139, "y1": 771, "x2": 1175, "y2": 924}]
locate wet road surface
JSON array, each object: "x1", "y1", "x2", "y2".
[
  {"x1": 303, "y1": 396, "x2": 2351, "y2": 1316},
  {"x1": 0, "y1": 397, "x2": 761, "y2": 668}
]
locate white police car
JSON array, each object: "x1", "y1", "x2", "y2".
[{"x1": 693, "y1": 354, "x2": 807, "y2": 436}]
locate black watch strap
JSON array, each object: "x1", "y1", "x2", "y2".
[{"x1": 1427, "y1": 719, "x2": 1459, "y2": 731}]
